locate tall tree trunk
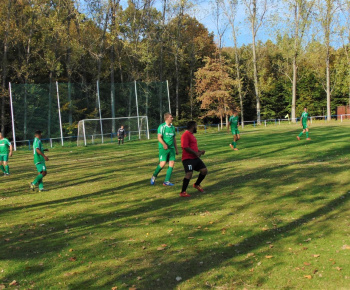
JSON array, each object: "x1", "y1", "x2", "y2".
[
  {"x1": 48, "y1": 71, "x2": 53, "y2": 137},
  {"x1": 235, "y1": 50, "x2": 244, "y2": 127},
  {"x1": 252, "y1": 31, "x2": 261, "y2": 124},
  {"x1": 251, "y1": 1, "x2": 261, "y2": 124},
  {"x1": 291, "y1": 3, "x2": 299, "y2": 123},
  {"x1": 1, "y1": 0, "x2": 11, "y2": 135},
  {"x1": 175, "y1": 52, "x2": 179, "y2": 117}
]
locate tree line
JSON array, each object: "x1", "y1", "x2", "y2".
[{"x1": 1, "y1": 0, "x2": 350, "y2": 136}]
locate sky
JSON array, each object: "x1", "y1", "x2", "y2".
[{"x1": 77, "y1": 0, "x2": 347, "y2": 49}]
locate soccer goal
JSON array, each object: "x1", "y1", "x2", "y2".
[{"x1": 77, "y1": 116, "x2": 149, "y2": 146}]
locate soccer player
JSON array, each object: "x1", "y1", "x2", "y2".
[
  {"x1": 180, "y1": 121, "x2": 208, "y2": 197},
  {"x1": 150, "y1": 113, "x2": 178, "y2": 186},
  {"x1": 30, "y1": 131, "x2": 49, "y2": 192},
  {"x1": 117, "y1": 125, "x2": 126, "y2": 145},
  {"x1": 0, "y1": 132, "x2": 13, "y2": 176},
  {"x1": 229, "y1": 110, "x2": 240, "y2": 150},
  {"x1": 297, "y1": 107, "x2": 311, "y2": 141}
]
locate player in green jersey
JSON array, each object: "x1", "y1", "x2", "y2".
[
  {"x1": 297, "y1": 107, "x2": 311, "y2": 141},
  {"x1": 0, "y1": 132, "x2": 13, "y2": 176},
  {"x1": 30, "y1": 130, "x2": 49, "y2": 192},
  {"x1": 228, "y1": 110, "x2": 240, "y2": 150},
  {"x1": 150, "y1": 112, "x2": 179, "y2": 186}
]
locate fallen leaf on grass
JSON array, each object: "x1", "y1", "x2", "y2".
[
  {"x1": 161, "y1": 244, "x2": 167, "y2": 247},
  {"x1": 221, "y1": 228, "x2": 226, "y2": 235},
  {"x1": 157, "y1": 247, "x2": 165, "y2": 251},
  {"x1": 209, "y1": 221, "x2": 214, "y2": 224},
  {"x1": 64, "y1": 229, "x2": 69, "y2": 234},
  {"x1": 9, "y1": 280, "x2": 18, "y2": 286},
  {"x1": 197, "y1": 239, "x2": 204, "y2": 241},
  {"x1": 304, "y1": 238, "x2": 312, "y2": 242},
  {"x1": 69, "y1": 249, "x2": 74, "y2": 252},
  {"x1": 4, "y1": 238, "x2": 10, "y2": 242},
  {"x1": 335, "y1": 267, "x2": 342, "y2": 271},
  {"x1": 262, "y1": 227, "x2": 269, "y2": 231},
  {"x1": 269, "y1": 245, "x2": 274, "y2": 249},
  {"x1": 265, "y1": 256, "x2": 273, "y2": 259},
  {"x1": 313, "y1": 269, "x2": 318, "y2": 274},
  {"x1": 304, "y1": 262, "x2": 311, "y2": 266},
  {"x1": 342, "y1": 245, "x2": 350, "y2": 250},
  {"x1": 68, "y1": 257, "x2": 77, "y2": 262},
  {"x1": 188, "y1": 237, "x2": 195, "y2": 239},
  {"x1": 313, "y1": 254, "x2": 320, "y2": 258},
  {"x1": 168, "y1": 229, "x2": 173, "y2": 233},
  {"x1": 137, "y1": 276, "x2": 142, "y2": 280},
  {"x1": 249, "y1": 268, "x2": 254, "y2": 272},
  {"x1": 304, "y1": 275, "x2": 312, "y2": 279},
  {"x1": 111, "y1": 287, "x2": 118, "y2": 290},
  {"x1": 247, "y1": 253, "x2": 255, "y2": 257}
]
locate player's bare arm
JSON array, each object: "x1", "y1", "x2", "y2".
[
  {"x1": 174, "y1": 137, "x2": 179, "y2": 155},
  {"x1": 184, "y1": 147, "x2": 201, "y2": 158},
  {"x1": 9, "y1": 144, "x2": 13, "y2": 157},
  {"x1": 158, "y1": 134, "x2": 168, "y2": 150},
  {"x1": 36, "y1": 148, "x2": 49, "y2": 161}
]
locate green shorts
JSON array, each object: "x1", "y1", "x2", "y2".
[
  {"x1": 0, "y1": 154, "x2": 8, "y2": 162},
  {"x1": 231, "y1": 129, "x2": 240, "y2": 135},
  {"x1": 159, "y1": 148, "x2": 176, "y2": 162},
  {"x1": 302, "y1": 124, "x2": 308, "y2": 130},
  {"x1": 35, "y1": 162, "x2": 47, "y2": 173}
]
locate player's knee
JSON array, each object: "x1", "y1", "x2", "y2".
[
  {"x1": 185, "y1": 172, "x2": 193, "y2": 179},
  {"x1": 42, "y1": 171, "x2": 47, "y2": 177},
  {"x1": 201, "y1": 168, "x2": 208, "y2": 175}
]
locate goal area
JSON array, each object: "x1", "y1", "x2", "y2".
[{"x1": 77, "y1": 116, "x2": 149, "y2": 146}]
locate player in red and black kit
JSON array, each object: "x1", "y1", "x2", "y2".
[{"x1": 180, "y1": 121, "x2": 208, "y2": 197}]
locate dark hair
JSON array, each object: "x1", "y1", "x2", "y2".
[
  {"x1": 187, "y1": 121, "x2": 197, "y2": 130},
  {"x1": 35, "y1": 130, "x2": 42, "y2": 135}
]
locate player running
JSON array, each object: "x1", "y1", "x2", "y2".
[
  {"x1": 229, "y1": 110, "x2": 240, "y2": 150},
  {"x1": 117, "y1": 125, "x2": 126, "y2": 145},
  {"x1": 0, "y1": 132, "x2": 13, "y2": 176},
  {"x1": 297, "y1": 107, "x2": 311, "y2": 141},
  {"x1": 180, "y1": 121, "x2": 208, "y2": 197},
  {"x1": 150, "y1": 113, "x2": 179, "y2": 186},
  {"x1": 30, "y1": 131, "x2": 49, "y2": 192}
]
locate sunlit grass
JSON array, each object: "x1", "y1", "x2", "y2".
[{"x1": 1, "y1": 122, "x2": 350, "y2": 289}]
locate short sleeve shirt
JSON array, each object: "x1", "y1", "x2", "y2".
[
  {"x1": 0, "y1": 138, "x2": 11, "y2": 155},
  {"x1": 33, "y1": 137, "x2": 45, "y2": 164},
  {"x1": 158, "y1": 122, "x2": 176, "y2": 149},
  {"x1": 229, "y1": 115, "x2": 239, "y2": 129},
  {"x1": 181, "y1": 130, "x2": 198, "y2": 161},
  {"x1": 118, "y1": 128, "x2": 125, "y2": 137},
  {"x1": 301, "y1": 112, "x2": 309, "y2": 124}
]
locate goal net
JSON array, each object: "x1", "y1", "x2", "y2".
[{"x1": 77, "y1": 116, "x2": 149, "y2": 146}]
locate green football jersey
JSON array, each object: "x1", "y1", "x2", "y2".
[
  {"x1": 0, "y1": 138, "x2": 11, "y2": 155},
  {"x1": 157, "y1": 122, "x2": 176, "y2": 149},
  {"x1": 33, "y1": 137, "x2": 45, "y2": 164},
  {"x1": 229, "y1": 115, "x2": 239, "y2": 129},
  {"x1": 301, "y1": 112, "x2": 309, "y2": 124}
]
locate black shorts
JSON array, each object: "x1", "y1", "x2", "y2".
[
  {"x1": 118, "y1": 136, "x2": 125, "y2": 140},
  {"x1": 182, "y1": 158, "x2": 206, "y2": 173}
]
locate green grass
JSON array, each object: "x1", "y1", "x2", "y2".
[{"x1": 1, "y1": 123, "x2": 350, "y2": 289}]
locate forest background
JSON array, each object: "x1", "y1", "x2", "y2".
[{"x1": 1, "y1": 0, "x2": 350, "y2": 137}]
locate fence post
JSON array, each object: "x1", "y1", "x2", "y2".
[
  {"x1": 265, "y1": 120, "x2": 267, "y2": 127},
  {"x1": 253, "y1": 121, "x2": 255, "y2": 127},
  {"x1": 92, "y1": 135, "x2": 94, "y2": 144},
  {"x1": 28, "y1": 140, "x2": 31, "y2": 150},
  {"x1": 50, "y1": 138, "x2": 53, "y2": 148},
  {"x1": 9, "y1": 82, "x2": 17, "y2": 151},
  {"x1": 341, "y1": 115, "x2": 343, "y2": 122},
  {"x1": 111, "y1": 133, "x2": 113, "y2": 143},
  {"x1": 279, "y1": 119, "x2": 281, "y2": 125},
  {"x1": 55, "y1": 81, "x2": 64, "y2": 146},
  {"x1": 205, "y1": 125, "x2": 207, "y2": 133}
]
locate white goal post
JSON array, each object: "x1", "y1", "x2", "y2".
[{"x1": 77, "y1": 116, "x2": 150, "y2": 146}]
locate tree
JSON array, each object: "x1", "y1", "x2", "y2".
[
  {"x1": 242, "y1": 0, "x2": 270, "y2": 124},
  {"x1": 195, "y1": 55, "x2": 236, "y2": 128}
]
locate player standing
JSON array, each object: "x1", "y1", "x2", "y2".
[
  {"x1": 150, "y1": 113, "x2": 179, "y2": 186},
  {"x1": 0, "y1": 132, "x2": 13, "y2": 176},
  {"x1": 180, "y1": 121, "x2": 208, "y2": 197},
  {"x1": 297, "y1": 107, "x2": 311, "y2": 141},
  {"x1": 117, "y1": 125, "x2": 126, "y2": 145},
  {"x1": 30, "y1": 131, "x2": 49, "y2": 192},
  {"x1": 229, "y1": 110, "x2": 240, "y2": 150}
]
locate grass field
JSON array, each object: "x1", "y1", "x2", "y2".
[{"x1": 1, "y1": 123, "x2": 350, "y2": 289}]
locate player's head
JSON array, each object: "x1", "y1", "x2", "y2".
[
  {"x1": 187, "y1": 121, "x2": 197, "y2": 133},
  {"x1": 232, "y1": 109, "x2": 238, "y2": 116},
  {"x1": 0, "y1": 132, "x2": 3, "y2": 139},
  {"x1": 34, "y1": 130, "x2": 42, "y2": 138},
  {"x1": 304, "y1": 107, "x2": 307, "y2": 112},
  {"x1": 121, "y1": 125, "x2": 124, "y2": 129},
  {"x1": 164, "y1": 112, "x2": 173, "y2": 124}
]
